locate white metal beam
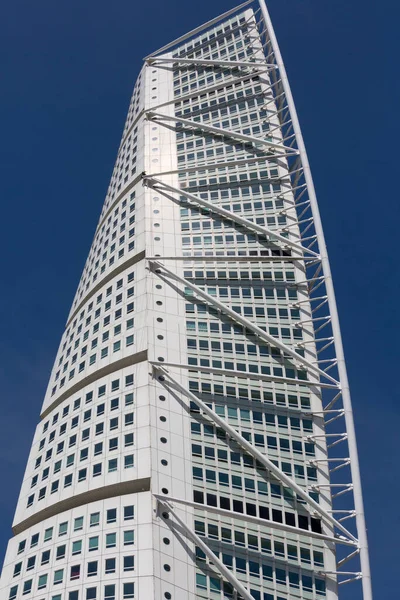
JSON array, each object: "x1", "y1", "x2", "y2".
[
  {"x1": 157, "y1": 498, "x2": 255, "y2": 600},
  {"x1": 146, "y1": 110, "x2": 297, "y2": 153},
  {"x1": 153, "y1": 365, "x2": 356, "y2": 542},
  {"x1": 147, "y1": 56, "x2": 277, "y2": 70},
  {"x1": 258, "y1": 3, "x2": 372, "y2": 597},
  {"x1": 150, "y1": 360, "x2": 338, "y2": 390},
  {"x1": 149, "y1": 259, "x2": 339, "y2": 385},
  {"x1": 154, "y1": 494, "x2": 357, "y2": 547},
  {"x1": 144, "y1": 176, "x2": 319, "y2": 257}
]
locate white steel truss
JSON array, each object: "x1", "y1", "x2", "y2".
[{"x1": 144, "y1": 1, "x2": 372, "y2": 598}]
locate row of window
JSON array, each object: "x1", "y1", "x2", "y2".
[
  {"x1": 192, "y1": 489, "x2": 321, "y2": 533},
  {"x1": 27, "y1": 456, "x2": 135, "y2": 507},
  {"x1": 9, "y1": 582, "x2": 134, "y2": 600},
  {"x1": 14, "y1": 553, "x2": 135, "y2": 581},
  {"x1": 31, "y1": 433, "x2": 135, "y2": 490},
  {"x1": 17, "y1": 507, "x2": 134, "y2": 555},
  {"x1": 188, "y1": 381, "x2": 311, "y2": 410},
  {"x1": 43, "y1": 378, "x2": 134, "y2": 434},
  {"x1": 194, "y1": 520, "x2": 324, "y2": 567},
  {"x1": 75, "y1": 190, "x2": 136, "y2": 306}
]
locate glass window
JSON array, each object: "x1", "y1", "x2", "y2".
[
  {"x1": 123, "y1": 555, "x2": 134, "y2": 571},
  {"x1": 70, "y1": 564, "x2": 80, "y2": 580},
  {"x1": 72, "y1": 540, "x2": 82, "y2": 555},
  {"x1": 87, "y1": 561, "x2": 98, "y2": 576},
  {"x1": 9, "y1": 586, "x2": 18, "y2": 600},
  {"x1": 41, "y1": 550, "x2": 50, "y2": 565},
  {"x1": 124, "y1": 530, "x2": 134, "y2": 546},
  {"x1": 107, "y1": 508, "x2": 117, "y2": 523},
  {"x1": 38, "y1": 574, "x2": 48, "y2": 589},
  {"x1": 90, "y1": 512, "x2": 100, "y2": 527},
  {"x1": 105, "y1": 585, "x2": 115, "y2": 600},
  {"x1": 89, "y1": 536, "x2": 99, "y2": 551},
  {"x1": 124, "y1": 506, "x2": 134, "y2": 520},
  {"x1": 105, "y1": 558, "x2": 116, "y2": 574},
  {"x1": 106, "y1": 533, "x2": 116, "y2": 548},
  {"x1": 44, "y1": 527, "x2": 53, "y2": 541},
  {"x1": 23, "y1": 580, "x2": 32, "y2": 595},
  {"x1": 59, "y1": 522, "x2": 68, "y2": 536},
  {"x1": 124, "y1": 455, "x2": 134, "y2": 469},
  {"x1": 123, "y1": 583, "x2": 134, "y2": 599},
  {"x1": 54, "y1": 569, "x2": 63, "y2": 584},
  {"x1": 74, "y1": 516, "x2": 83, "y2": 531}
]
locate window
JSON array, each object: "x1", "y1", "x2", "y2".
[
  {"x1": 44, "y1": 527, "x2": 53, "y2": 541},
  {"x1": 107, "y1": 508, "x2": 117, "y2": 523},
  {"x1": 108, "y1": 458, "x2": 118, "y2": 472},
  {"x1": 74, "y1": 516, "x2": 83, "y2": 531},
  {"x1": 124, "y1": 506, "x2": 134, "y2": 521},
  {"x1": 13, "y1": 562, "x2": 22, "y2": 576},
  {"x1": 56, "y1": 544, "x2": 66, "y2": 560},
  {"x1": 124, "y1": 530, "x2": 134, "y2": 545},
  {"x1": 123, "y1": 582, "x2": 134, "y2": 599},
  {"x1": 104, "y1": 585, "x2": 115, "y2": 600},
  {"x1": 123, "y1": 556, "x2": 134, "y2": 571},
  {"x1": 89, "y1": 536, "x2": 99, "y2": 551},
  {"x1": 72, "y1": 540, "x2": 82, "y2": 555},
  {"x1": 69, "y1": 592, "x2": 79, "y2": 600},
  {"x1": 70, "y1": 565, "x2": 80, "y2": 580},
  {"x1": 9, "y1": 586, "x2": 18, "y2": 600},
  {"x1": 17, "y1": 540, "x2": 26, "y2": 554},
  {"x1": 90, "y1": 512, "x2": 100, "y2": 527},
  {"x1": 125, "y1": 413, "x2": 134, "y2": 426},
  {"x1": 41, "y1": 550, "x2": 50, "y2": 565},
  {"x1": 38, "y1": 574, "x2": 48, "y2": 589},
  {"x1": 27, "y1": 556, "x2": 36, "y2": 570},
  {"x1": 59, "y1": 522, "x2": 68, "y2": 536},
  {"x1": 31, "y1": 534, "x2": 39, "y2": 547},
  {"x1": 23, "y1": 580, "x2": 32, "y2": 595},
  {"x1": 109, "y1": 438, "x2": 118, "y2": 451},
  {"x1": 105, "y1": 558, "x2": 116, "y2": 574},
  {"x1": 87, "y1": 561, "x2": 98, "y2": 577},
  {"x1": 125, "y1": 393, "x2": 133, "y2": 405},
  {"x1": 93, "y1": 463, "x2": 102, "y2": 477},
  {"x1": 86, "y1": 589, "x2": 97, "y2": 600},
  {"x1": 54, "y1": 569, "x2": 64, "y2": 584},
  {"x1": 106, "y1": 533, "x2": 116, "y2": 548},
  {"x1": 124, "y1": 455, "x2": 134, "y2": 468},
  {"x1": 124, "y1": 433, "x2": 134, "y2": 447},
  {"x1": 94, "y1": 442, "x2": 103, "y2": 455}
]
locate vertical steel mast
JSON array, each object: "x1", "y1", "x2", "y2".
[{"x1": 257, "y1": 1, "x2": 372, "y2": 598}]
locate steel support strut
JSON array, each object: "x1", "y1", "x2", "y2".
[
  {"x1": 257, "y1": 1, "x2": 372, "y2": 598},
  {"x1": 157, "y1": 498, "x2": 255, "y2": 600},
  {"x1": 152, "y1": 364, "x2": 356, "y2": 542}
]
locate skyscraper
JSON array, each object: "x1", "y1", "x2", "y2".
[{"x1": 0, "y1": 1, "x2": 372, "y2": 599}]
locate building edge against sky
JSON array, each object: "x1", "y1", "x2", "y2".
[{"x1": 0, "y1": 2, "x2": 372, "y2": 600}]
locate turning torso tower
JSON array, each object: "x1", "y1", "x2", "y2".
[{"x1": 0, "y1": 2, "x2": 372, "y2": 600}]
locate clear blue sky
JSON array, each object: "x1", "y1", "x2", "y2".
[{"x1": 0, "y1": 0, "x2": 397, "y2": 597}]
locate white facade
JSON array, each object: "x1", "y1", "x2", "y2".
[{"x1": 0, "y1": 2, "x2": 372, "y2": 600}]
